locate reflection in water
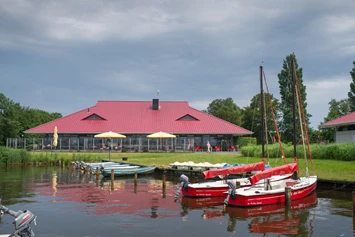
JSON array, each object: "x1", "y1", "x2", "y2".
[
  {"x1": 177, "y1": 191, "x2": 320, "y2": 235},
  {"x1": 52, "y1": 171, "x2": 57, "y2": 197},
  {"x1": 0, "y1": 166, "x2": 354, "y2": 237},
  {"x1": 47, "y1": 171, "x2": 182, "y2": 218}
]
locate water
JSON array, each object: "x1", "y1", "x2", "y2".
[{"x1": 0, "y1": 166, "x2": 354, "y2": 237}]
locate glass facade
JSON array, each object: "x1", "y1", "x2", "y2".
[{"x1": 7, "y1": 134, "x2": 236, "y2": 152}]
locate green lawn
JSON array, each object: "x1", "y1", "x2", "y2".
[{"x1": 32, "y1": 151, "x2": 355, "y2": 181}]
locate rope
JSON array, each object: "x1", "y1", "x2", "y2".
[
  {"x1": 263, "y1": 92, "x2": 270, "y2": 166},
  {"x1": 293, "y1": 62, "x2": 314, "y2": 171},
  {"x1": 293, "y1": 64, "x2": 309, "y2": 176},
  {"x1": 262, "y1": 70, "x2": 287, "y2": 164}
]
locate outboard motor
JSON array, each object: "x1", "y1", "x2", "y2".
[
  {"x1": 0, "y1": 196, "x2": 37, "y2": 237},
  {"x1": 74, "y1": 161, "x2": 81, "y2": 169},
  {"x1": 224, "y1": 181, "x2": 236, "y2": 205},
  {"x1": 174, "y1": 174, "x2": 189, "y2": 197}
]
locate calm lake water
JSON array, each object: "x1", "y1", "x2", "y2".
[{"x1": 0, "y1": 166, "x2": 354, "y2": 237}]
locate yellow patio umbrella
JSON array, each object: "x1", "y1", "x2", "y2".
[
  {"x1": 53, "y1": 126, "x2": 58, "y2": 148},
  {"x1": 147, "y1": 131, "x2": 176, "y2": 151},
  {"x1": 94, "y1": 131, "x2": 126, "y2": 160},
  {"x1": 147, "y1": 131, "x2": 176, "y2": 138}
]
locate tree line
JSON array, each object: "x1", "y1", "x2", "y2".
[
  {"x1": 0, "y1": 93, "x2": 62, "y2": 146},
  {"x1": 205, "y1": 54, "x2": 355, "y2": 144}
]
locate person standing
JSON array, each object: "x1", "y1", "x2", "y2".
[{"x1": 207, "y1": 141, "x2": 211, "y2": 153}]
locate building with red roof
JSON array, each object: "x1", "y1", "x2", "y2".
[
  {"x1": 22, "y1": 99, "x2": 252, "y2": 152},
  {"x1": 320, "y1": 111, "x2": 355, "y2": 143}
]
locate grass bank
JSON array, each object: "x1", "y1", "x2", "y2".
[{"x1": 27, "y1": 151, "x2": 355, "y2": 182}]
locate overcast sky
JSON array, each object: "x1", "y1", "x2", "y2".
[{"x1": 1, "y1": 0, "x2": 354, "y2": 129}]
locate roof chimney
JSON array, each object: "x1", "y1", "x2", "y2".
[
  {"x1": 152, "y1": 99, "x2": 159, "y2": 110},
  {"x1": 87, "y1": 108, "x2": 90, "y2": 113}
]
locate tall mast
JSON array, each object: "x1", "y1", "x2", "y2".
[
  {"x1": 291, "y1": 57, "x2": 297, "y2": 161},
  {"x1": 260, "y1": 65, "x2": 265, "y2": 160}
]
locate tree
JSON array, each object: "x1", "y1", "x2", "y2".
[
  {"x1": 319, "y1": 98, "x2": 350, "y2": 143},
  {"x1": 242, "y1": 93, "x2": 281, "y2": 144},
  {"x1": 277, "y1": 54, "x2": 311, "y2": 143},
  {"x1": 0, "y1": 93, "x2": 62, "y2": 145},
  {"x1": 206, "y1": 98, "x2": 242, "y2": 125},
  {"x1": 348, "y1": 61, "x2": 355, "y2": 111}
]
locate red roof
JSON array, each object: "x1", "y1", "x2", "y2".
[
  {"x1": 24, "y1": 100, "x2": 252, "y2": 135},
  {"x1": 320, "y1": 112, "x2": 355, "y2": 128}
]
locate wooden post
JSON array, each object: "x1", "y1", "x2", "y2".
[
  {"x1": 96, "y1": 168, "x2": 100, "y2": 187},
  {"x1": 285, "y1": 187, "x2": 291, "y2": 206},
  {"x1": 111, "y1": 169, "x2": 115, "y2": 191},
  {"x1": 194, "y1": 177, "x2": 199, "y2": 183},
  {"x1": 85, "y1": 172, "x2": 89, "y2": 183},
  {"x1": 133, "y1": 173, "x2": 138, "y2": 193},
  {"x1": 111, "y1": 169, "x2": 114, "y2": 181},
  {"x1": 162, "y1": 174, "x2": 166, "y2": 189},
  {"x1": 352, "y1": 191, "x2": 355, "y2": 213},
  {"x1": 162, "y1": 174, "x2": 166, "y2": 198}
]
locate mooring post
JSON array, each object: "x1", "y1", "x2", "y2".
[
  {"x1": 111, "y1": 169, "x2": 114, "y2": 181},
  {"x1": 96, "y1": 174, "x2": 100, "y2": 187},
  {"x1": 110, "y1": 169, "x2": 115, "y2": 191},
  {"x1": 134, "y1": 172, "x2": 138, "y2": 183},
  {"x1": 162, "y1": 173, "x2": 167, "y2": 198},
  {"x1": 162, "y1": 174, "x2": 166, "y2": 189},
  {"x1": 352, "y1": 191, "x2": 355, "y2": 213},
  {"x1": 96, "y1": 167, "x2": 100, "y2": 176},
  {"x1": 285, "y1": 187, "x2": 291, "y2": 206}
]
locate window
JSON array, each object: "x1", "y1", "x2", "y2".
[
  {"x1": 82, "y1": 113, "x2": 105, "y2": 120},
  {"x1": 177, "y1": 114, "x2": 198, "y2": 121}
]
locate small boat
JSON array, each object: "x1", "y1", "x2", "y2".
[
  {"x1": 224, "y1": 165, "x2": 317, "y2": 207},
  {"x1": 101, "y1": 165, "x2": 156, "y2": 177}
]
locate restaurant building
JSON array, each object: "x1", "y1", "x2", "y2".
[{"x1": 16, "y1": 99, "x2": 252, "y2": 152}]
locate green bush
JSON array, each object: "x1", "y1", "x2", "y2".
[
  {"x1": 238, "y1": 137, "x2": 257, "y2": 148},
  {"x1": 240, "y1": 142, "x2": 355, "y2": 161}
]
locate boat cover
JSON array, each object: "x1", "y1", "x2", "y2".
[
  {"x1": 250, "y1": 162, "x2": 298, "y2": 185},
  {"x1": 202, "y1": 161, "x2": 265, "y2": 179}
]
